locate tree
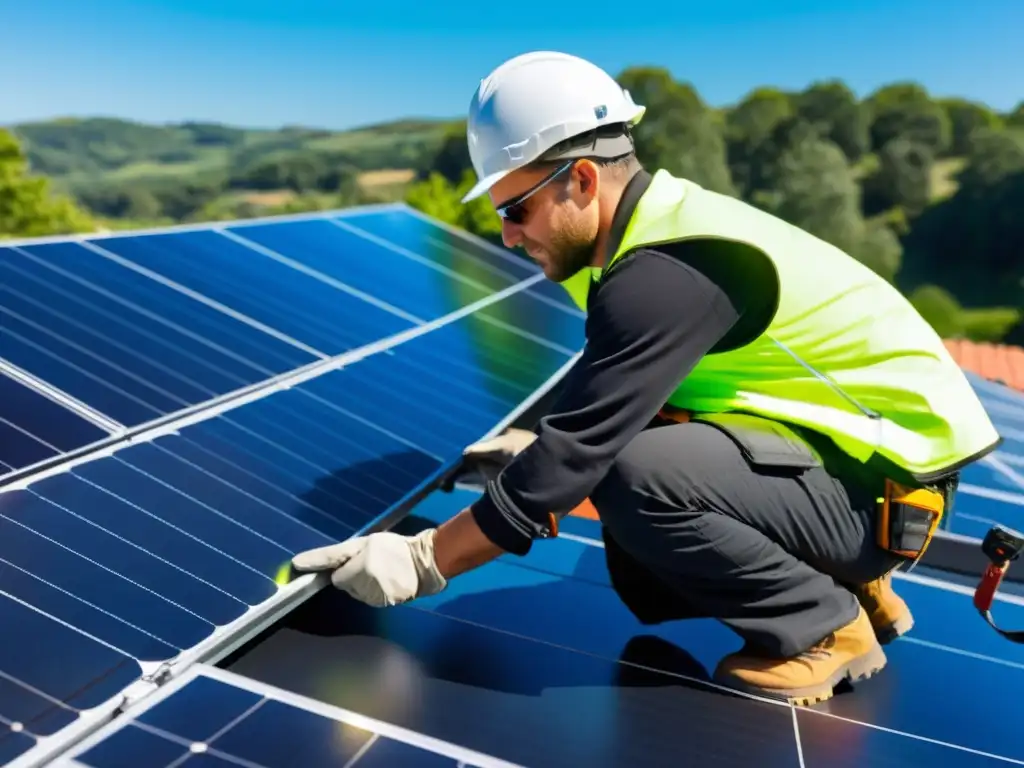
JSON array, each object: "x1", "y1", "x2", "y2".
[
  {"x1": 1006, "y1": 102, "x2": 1024, "y2": 129},
  {"x1": 867, "y1": 83, "x2": 951, "y2": 155},
  {"x1": 794, "y1": 80, "x2": 870, "y2": 162},
  {"x1": 419, "y1": 121, "x2": 472, "y2": 183},
  {"x1": 0, "y1": 129, "x2": 94, "y2": 238},
  {"x1": 938, "y1": 98, "x2": 1004, "y2": 156},
  {"x1": 851, "y1": 219, "x2": 903, "y2": 283},
  {"x1": 754, "y1": 132, "x2": 865, "y2": 256},
  {"x1": 616, "y1": 67, "x2": 735, "y2": 196},
  {"x1": 860, "y1": 137, "x2": 933, "y2": 217},
  {"x1": 404, "y1": 170, "x2": 501, "y2": 242},
  {"x1": 725, "y1": 88, "x2": 794, "y2": 197},
  {"x1": 900, "y1": 130, "x2": 1024, "y2": 308},
  {"x1": 956, "y1": 127, "x2": 1024, "y2": 191}
]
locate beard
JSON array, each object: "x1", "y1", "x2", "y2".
[{"x1": 531, "y1": 220, "x2": 596, "y2": 283}]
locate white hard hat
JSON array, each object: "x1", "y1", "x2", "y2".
[{"x1": 461, "y1": 51, "x2": 646, "y2": 203}]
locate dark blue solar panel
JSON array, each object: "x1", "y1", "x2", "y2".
[
  {"x1": 297, "y1": 294, "x2": 577, "y2": 459},
  {"x1": 93, "y1": 229, "x2": 415, "y2": 356},
  {"x1": 223, "y1": 218, "x2": 508, "y2": 322},
  {"x1": 0, "y1": 389, "x2": 443, "y2": 762},
  {"x1": 0, "y1": 373, "x2": 110, "y2": 475},
  {"x1": 941, "y1": 374, "x2": 1024, "y2": 538},
  {"x1": 0, "y1": 590, "x2": 142, "y2": 764},
  {"x1": 0, "y1": 277, "x2": 573, "y2": 766},
  {"x1": 1, "y1": 243, "x2": 318, "y2": 426},
  {"x1": 0, "y1": 254, "x2": 273, "y2": 413},
  {"x1": 70, "y1": 669, "x2": 504, "y2": 768},
  {"x1": 341, "y1": 206, "x2": 586, "y2": 313}
]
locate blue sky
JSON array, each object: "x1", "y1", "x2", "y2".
[{"x1": 3, "y1": 0, "x2": 1021, "y2": 130}]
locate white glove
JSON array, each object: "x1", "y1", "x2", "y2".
[
  {"x1": 290, "y1": 528, "x2": 447, "y2": 607},
  {"x1": 461, "y1": 428, "x2": 537, "y2": 481}
]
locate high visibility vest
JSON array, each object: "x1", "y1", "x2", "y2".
[{"x1": 559, "y1": 170, "x2": 1000, "y2": 481}]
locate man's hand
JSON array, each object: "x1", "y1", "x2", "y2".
[
  {"x1": 291, "y1": 528, "x2": 447, "y2": 607},
  {"x1": 291, "y1": 507, "x2": 507, "y2": 607},
  {"x1": 461, "y1": 428, "x2": 537, "y2": 482}
]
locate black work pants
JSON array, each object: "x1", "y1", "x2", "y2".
[{"x1": 589, "y1": 414, "x2": 902, "y2": 658}]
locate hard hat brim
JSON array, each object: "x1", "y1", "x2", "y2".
[{"x1": 461, "y1": 169, "x2": 510, "y2": 203}]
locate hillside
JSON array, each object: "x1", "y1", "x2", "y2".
[
  {"x1": 6, "y1": 116, "x2": 454, "y2": 224},
  {"x1": 10, "y1": 116, "x2": 452, "y2": 184}
]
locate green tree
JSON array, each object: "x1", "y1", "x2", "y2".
[
  {"x1": 754, "y1": 132, "x2": 865, "y2": 255},
  {"x1": 860, "y1": 137, "x2": 933, "y2": 217},
  {"x1": 908, "y1": 284, "x2": 1021, "y2": 342},
  {"x1": 901, "y1": 130, "x2": 1024, "y2": 308},
  {"x1": 0, "y1": 129, "x2": 94, "y2": 237},
  {"x1": 852, "y1": 219, "x2": 903, "y2": 283},
  {"x1": 725, "y1": 88, "x2": 794, "y2": 197},
  {"x1": 956, "y1": 127, "x2": 1024, "y2": 190},
  {"x1": 405, "y1": 170, "x2": 501, "y2": 242},
  {"x1": 794, "y1": 80, "x2": 870, "y2": 162},
  {"x1": 867, "y1": 83, "x2": 951, "y2": 155},
  {"x1": 420, "y1": 121, "x2": 472, "y2": 183},
  {"x1": 616, "y1": 67, "x2": 735, "y2": 195},
  {"x1": 938, "y1": 98, "x2": 1004, "y2": 156},
  {"x1": 1006, "y1": 102, "x2": 1024, "y2": 129},
  {"x1": 742, "y1": 116, "x2": 824, "y2": 202}
]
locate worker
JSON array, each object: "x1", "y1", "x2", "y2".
[{"x1": 291, "y1": 51, "x2": 1001, "y2": 705}]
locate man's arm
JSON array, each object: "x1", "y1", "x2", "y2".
[{"x1": 434, "y1": 248, "x2": 742, "y2": 566}]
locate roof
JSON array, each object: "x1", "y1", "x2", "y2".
[{"x1": 944, "y1": 338, "x2": 1024, "y2": 392}]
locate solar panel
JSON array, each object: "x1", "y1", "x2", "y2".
[
  {"x1": 0, "y1": 205, "x2": 583, "y2": 482},
  {"x1": 0, "y1": 203, "x2": 585, "y2": 767},
  {"x1": 0, "y1": 369, "x2": 113, "y2": 474},
  {"x1": 60, "y1": 664, "x2": 520, "y2": 768},
  {"x1": 938, "y1": 372, "x2": 1024, "y2": 540}
]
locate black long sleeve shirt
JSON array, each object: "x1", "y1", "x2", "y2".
[{"x1": 469, "y1": 172, "x2": 774, "y2": 556}]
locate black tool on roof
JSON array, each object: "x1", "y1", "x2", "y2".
[{"x1": 974, "y1": 525, "x2": 1024, "y2": 643}]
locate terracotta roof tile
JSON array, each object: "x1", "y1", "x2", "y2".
[{"x1": 944, "y1": 339, "x2": 1024, "y2": 392}]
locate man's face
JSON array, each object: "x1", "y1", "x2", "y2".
[{"x1": 488, "y1": 160, "x2": 600, "y2": 283}]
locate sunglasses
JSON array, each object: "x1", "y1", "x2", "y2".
[{"x1": 495, "y1": 160, "x2": 575, "y2": 225}]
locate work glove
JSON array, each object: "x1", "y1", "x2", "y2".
[
  {"x1": 290, "y1": 528, "x2": 447, "y2": 607},
  {"x1": 460, "y1": 428, "x2": 538, "y2": 482}
]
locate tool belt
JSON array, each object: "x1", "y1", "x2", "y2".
[
  {"x1": 659, "y1": 405, "x2": 947, "y2": 562},
  {"x1": 875, "y1": 479, "x2": 945, "y2": 561}
]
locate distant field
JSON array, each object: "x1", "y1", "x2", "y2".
[
  {"x1": 930, "y1": 157, "x2": 966, "y2": 201},
  {"x1": 359, "y1": 168, "x2": 415, "y2": 187},
  {"x1": 238, "y1": 190, "x2": 297, "y2": 207},
  {"x1": 12, "y1": 116, "x2": 452, "y2": 195}
]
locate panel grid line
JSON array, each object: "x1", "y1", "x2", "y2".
[
  {"x1": 405, "y1": 599, "x2": 1024, "y2": 766},
  {"x1": 212, "y1": 227, "x2": 426, "y2": 326},
  {"x1": 328, "y1": 217, "x2": 499, "y2": 297},
  {"x1": 6, "y1": 245, "x2": 282, "y2": 378},
  {"x1": 789, "y1": 705, "x2": 806, "y2": 768},
  {"x1": 0, "y1": 359, "x2": 124, "y2": 435},
  {"x1": 75, "y1": 239, "x2": 330, "y2": 361},
  {"x1": 6, "y1": 323, "x2": 577, "y2": 768},
  {"x1": 0, "y1": 284, "x2": 226, "y2": 404},
  {"x1": 0, "y1": 202, "x2": 406, "y2": 249},
  {"x1": 0, "y1": 271, "x2": 546, "y2": 491}
]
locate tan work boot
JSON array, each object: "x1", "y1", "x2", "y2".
[
  {"x1": 851, "y1": 571, "x2": 914, "y2": 644},
  {"x1": 712, "y1": 606, "x2": 886, "y2": 706}
]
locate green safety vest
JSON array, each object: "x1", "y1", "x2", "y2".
[{"x1": 559, "y1": 169, "x2": 1000, "y2": 481}]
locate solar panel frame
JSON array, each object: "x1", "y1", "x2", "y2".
[
  {"x1": 2, "y1": 273, "x2": 579, "y2": 768},
  {"x1": 0, "y1": 203, "x2": 582, "y2": 486},
  {"x1": 56, "y1": 664, "x2": 524, "y2": 768}
]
